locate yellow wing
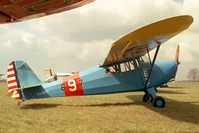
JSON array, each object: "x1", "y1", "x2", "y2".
[{"x1": 102, "y1": 15, "x2": 193, "y2": 66}]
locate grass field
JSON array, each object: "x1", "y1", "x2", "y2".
[{"x1": 0, "y1": 82, "x2": 199, "y2": 133}]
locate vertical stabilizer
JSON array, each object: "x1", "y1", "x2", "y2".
[{"x1": 7, "y1": 61, "x2": 42, "y2": 100}]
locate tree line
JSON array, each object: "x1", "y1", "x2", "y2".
[{"x1": 187, "y1": 68, "x2": 199, "y2": 82}]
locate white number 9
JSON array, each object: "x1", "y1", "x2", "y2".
[{"x1": 68, "y1": 79, "x2": 77, "y2": 92}]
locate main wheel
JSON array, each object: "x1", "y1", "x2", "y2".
[
  {"x1": 143, "y1": 94, "x2": 153, "y2": 102},
  {"x1": 153, "y1": 96, "x2": 165, "y2": 108}
]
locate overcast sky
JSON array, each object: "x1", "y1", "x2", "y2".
[{"x1": 0, "y1": 0, "x2": 198, "y2": 80}]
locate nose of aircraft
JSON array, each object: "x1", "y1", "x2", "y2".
[{"x1": 151, "y1": 60, "x2": 178, "y2": 86}]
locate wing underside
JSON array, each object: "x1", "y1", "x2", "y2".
[
  {"x1": 102, "y1": 15, "x2": 193, "y2": 66},
  {"x1": 0, "y1": 0, "x2": 94, "y2": 24}
]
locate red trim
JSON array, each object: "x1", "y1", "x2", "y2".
[
  {"x1": 7, "y1": 80, "x2": 17, "y2": 84},
  {"x1": 12, "y1": 91, "x2": 21, "y2": 100},
  {"x1": 62, "y1": 74, "x2": 84, "y2": 96},
  {"x1": 8, "y1": 85, "x2": 18, "y2": 90},
  {"x1": 7, "y1": 74, "x2": 15, "y2": 78},
  {"x1": 7, "y1": 68, "x2": 14, "y2": 72}
]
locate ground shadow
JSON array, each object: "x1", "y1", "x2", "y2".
[
  {"x1": 20, "y1": 103, "x2": 62, "y2": 110},
  {"x1": 127, "y1": 95, "x2": 199, "y2": 124},
  {"x1": 164, "y1": 86, "x2": 185, "y2": 89},
  {"x1": 70, "y1": 102, "x2": 137, "y2": 107},
  {"x1": 157, "y1": 89, "x2": 186, "y2": 94}
]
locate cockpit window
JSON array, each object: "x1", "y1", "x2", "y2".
[
  {"x1": 105, "y1": 61, "x2": 135, "y2": 74},
  {"x1": 120, "y1": 61, "x2": 135, "y2": 72}
]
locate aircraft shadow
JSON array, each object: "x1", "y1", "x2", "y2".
[
  {"x1": 20, "y1": 103, "x2": 62, "y2": 110},
  {"x1": 127, "y1": 95, "x2": 199, "y2": 124},
  {"x1": 168, "y1": 86, "x2": 185, "y2": 89},
  {"x1": 76, "y1": 102, "x2": 137, "y2": 107},
  {"x1": 157, "y1": 90, "x2": 187, "y2": 94}
]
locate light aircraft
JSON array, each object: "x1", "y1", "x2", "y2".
[
  {"x1": 6, "y1": 15, "x2": 193, "y2": 108},
  {"x1": 43, "y1": 68, "x2": 75, "y2": 82},
  {"x1": 0, "y1": 0, "x2": 94, "y2": 24}
]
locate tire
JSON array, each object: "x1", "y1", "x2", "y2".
[
  {"x1": 153, "y1": 96, "x2": 165, "y2": 108},
  {"x1": 143, "y1": 94, "x2": 153, "y2": 102}
]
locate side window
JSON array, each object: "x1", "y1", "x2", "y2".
[
  {"x1": 141, "y1": 55, "x2": 151, "y2": 64},
  {"x1": 105, "y1": 61, "x2": 135, "y2": 74},
  {"x1": 120, "y1": 62, "x2": 135, "y2": 72}
]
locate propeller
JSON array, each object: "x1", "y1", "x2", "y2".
[
  {"x1": 171, "y1": 45, "x2": 180, "y2": 82},
  {"x1": 175, "y1": 45, "x2": 180, "y2": 65}
]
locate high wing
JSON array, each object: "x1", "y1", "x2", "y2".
[
  {"x1": 0, "y1": 0, "x2": 94, "y2": 24},
  {"x1": 102, "y1": 15, "x2": 193, "y2": 66}
]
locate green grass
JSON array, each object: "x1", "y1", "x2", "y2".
[{"x1": 0, "y1": 82, "x2": 199, "y2": 133}]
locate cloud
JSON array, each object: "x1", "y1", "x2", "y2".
[{"x1": 0, "y1": 0, "x2": 198, "y2": 80}]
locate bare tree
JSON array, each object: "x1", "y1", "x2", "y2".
[{"x1": 187, "y1": 68, "x2": 199, "y2": 82}]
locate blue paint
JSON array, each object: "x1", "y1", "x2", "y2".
[
  {"x1": 80, "y1": 66, "x2": 144, "y2": 95},
  {"x1": 14, "y1": 61, "x2": 65, "y2": 100},
  {"x1": 13, "y1": 59, "x2": 178, "y2": 100},
  {"x1": 22, "y1": 80, "x2": 65, "y2": 100},
  {"x1": 15, "y1": 61, "x2": 41, "y2": 88},
  {"x1": 42, "y1": 80, "x2": 64, "y2": 97},
  {"x1": 150, "y1": 60, "x2": 177, "y2": 87},
  {"x1": 80, "y1": 60, "x2": 177, "y2": 95}
]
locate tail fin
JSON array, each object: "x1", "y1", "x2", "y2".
[{"x1": 7, "y1": 61, "x2": 41, "y2": 99}]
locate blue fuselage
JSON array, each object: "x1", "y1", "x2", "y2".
[
  {"x1": 21, "y1": 60, "x2": 177, "y2": 100},
  {"x1": 81, "y1": 60, "x2": 177, "y2": 94}
]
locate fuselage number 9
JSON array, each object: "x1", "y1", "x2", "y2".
[{"x1": 68, "y1": 79, "x2": 77, "y2": 92}]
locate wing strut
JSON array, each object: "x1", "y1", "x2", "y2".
[{"x1": 144, "y1": 41, "x2": 161, "y2": 90}]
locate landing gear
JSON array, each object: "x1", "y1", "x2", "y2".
[
  {"x1": 153, "y1": 96, "x2": 165, "y2": 108},
  {"x1": 143, "y1": 87, "x2": 166, "y2": 108},
  {"x1": 143, "y1": 94, "x2": 153, "y2": 102}
]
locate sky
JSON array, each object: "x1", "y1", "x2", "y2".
[{"x1": 0, "y1": 0, "x2": 198, "y2": 80}]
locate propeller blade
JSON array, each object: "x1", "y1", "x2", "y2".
[
  {"x1": 171, "y1": 45, "x2": 180, "y2": 82},
  {"x1": 175, "y1": 45, "x2": 180, "y2": 65}
]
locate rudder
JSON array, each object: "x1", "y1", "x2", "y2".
[{"x1": 7, "y1": 61, "x2": 20, "y2": 99}]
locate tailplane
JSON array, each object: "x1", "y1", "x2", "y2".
[{"x1": 7, "y1": 61, "x2": 41, "y2": 100}]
